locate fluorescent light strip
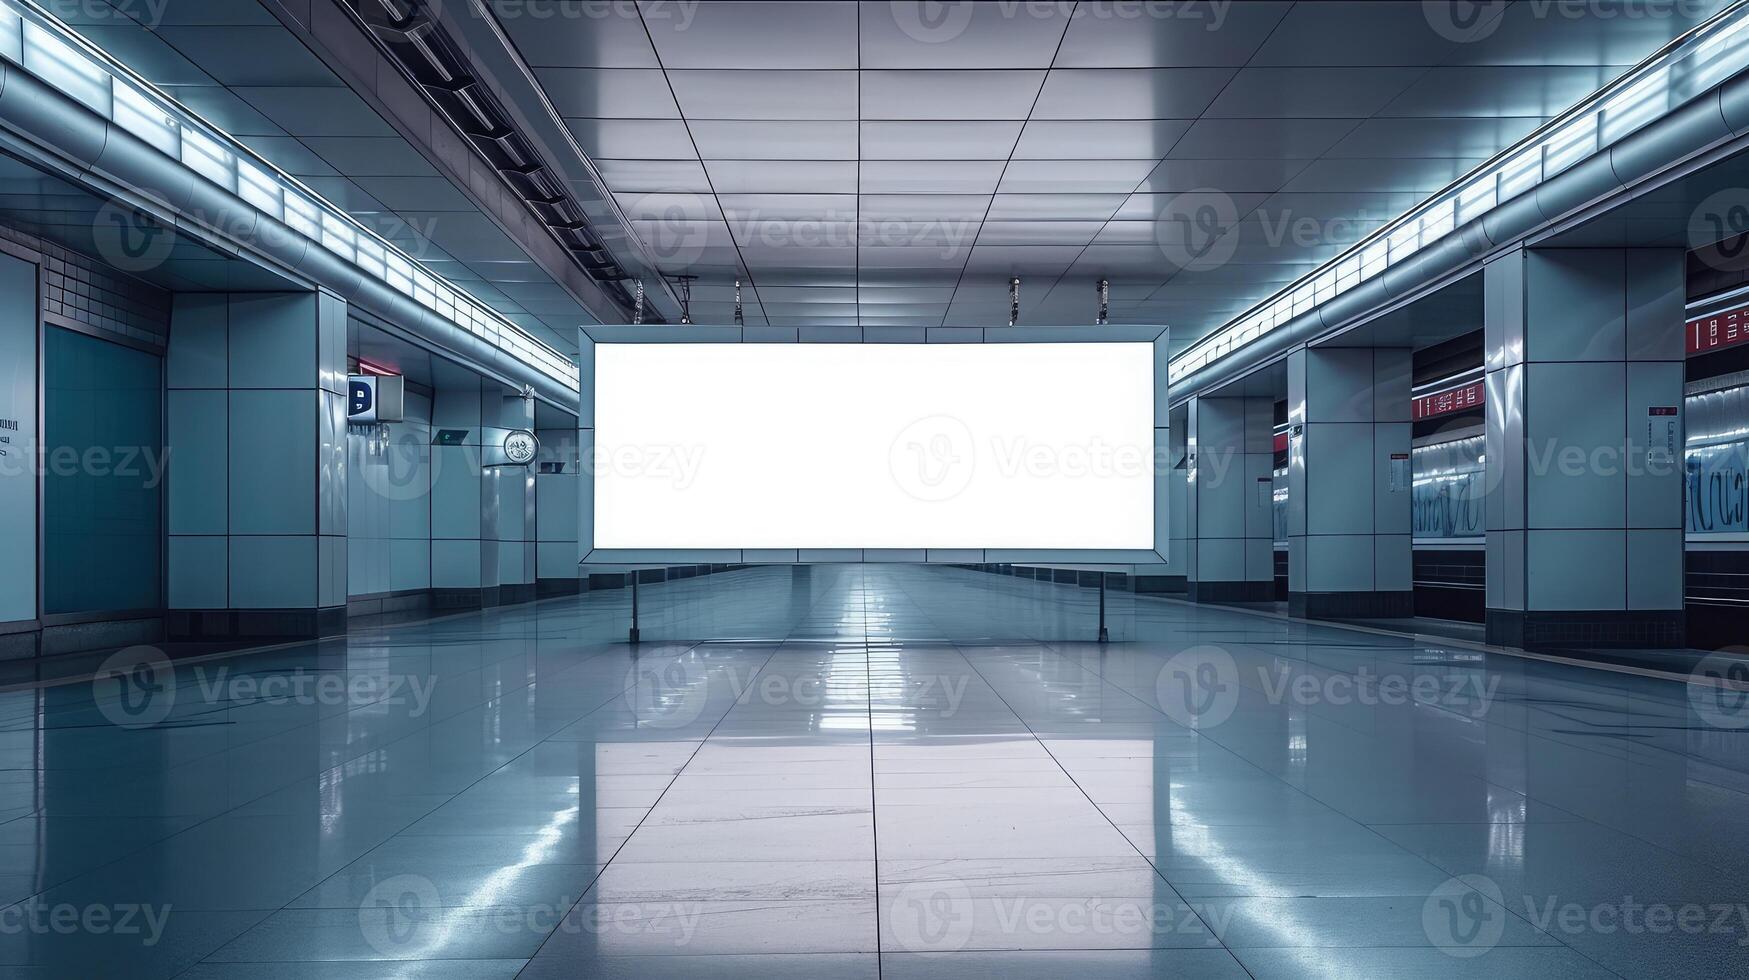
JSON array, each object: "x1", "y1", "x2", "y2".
[
  {"x1": 1168, "y1": 1, "x2": 1749, "y2": 389},
  {"x1": 0, "y1": 0, "x2": 578, "y2": 391}
]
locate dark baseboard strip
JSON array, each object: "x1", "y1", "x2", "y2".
[
  {"x1": 166, "y1": 607, "x2": 348, "y2": 643},
  {"x1": 1486, "y1": 608, "x2": 1686, "y2": 649},
  {"x1": 1188, "y1": 580, "x2": 1274, "y2": 604},
  {"x1": 1290, "y1": 591, "x2": 1416, "y2": 620}
]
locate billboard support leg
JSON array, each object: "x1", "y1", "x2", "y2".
[
  {"x1": 1098, "y1": 572, "x2": 1109, "y2": 644},
  {"x1": 629, "y1": 574, "x2": 641, "y2": 644}
]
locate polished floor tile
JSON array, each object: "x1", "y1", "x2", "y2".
[{"x1": 0, "y1": 565, "x2": 1744, "y2": 976}]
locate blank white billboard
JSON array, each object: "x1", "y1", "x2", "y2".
[{"x1": 591, "y1": 342, "x2": 1154, "y2": 550}]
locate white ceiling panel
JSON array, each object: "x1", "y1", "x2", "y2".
[
  {"x1": 689, "y1": 121, "x2": 860, "y2": 160},
  {"x1": 860, "y1": 70, "x2": 1046, "y2": 120},
  {"x1": 643, "y1": 1, "x2": 859, "y2": 69},
  {"x1": 860, "y1": 1, "x2": 1070, "y2": 69},
  {"x1": 719, "y1": 194, "x2": 857, "y2": 222},
  {"x1": 493, "y1": 1, "x2": 661, "y2": 67},
  {"x1": 1012, "y1": 120, "x2": 1193, "y2": 160},
  {"x1": 534, "y1": 68, "x2": 680, "y2": 117},
  {"x1": 861, "y1": 161, "x2": 1006, "y2": 195},
  {"x1": 860, "y1": 121, "x2": 1024, "y2": 160},
  {"x1": 1032, "y1": 69, "x2": 1234, "y2": 119},
  {"x1": 1054, "y1": 1, "x2": 1291, "y2": 68},
  {"x1": 986, "y1": 194, "x2": 1127, "y2": 221},
  {"x1": 480, "y1": 0, "x2": 1715, "y2": 340},
  {"x1": 998, "y1": 159, "x2": 1160, "y2": 195},
  {"x1": 669, "y1": 71, "x2": 859, "y2": 120},
  {"x1": 704, "y1": 160, "x2": 859, "y2": 194},
  {"x1": 565, "y1": 119, "x2": 699, "y2": 159}
]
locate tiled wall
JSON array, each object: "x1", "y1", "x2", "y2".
[{"x1": 12, "y1": 230, "x2": 170, "y2": 350}]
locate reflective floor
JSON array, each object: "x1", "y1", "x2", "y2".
[{"x1": 1, "y1": 565, "x2": 1746, "y2": 978}]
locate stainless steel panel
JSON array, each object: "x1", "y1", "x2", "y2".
[
  {"x1": 987, "y1": 194, "x2": 1127, "y2": 221},
  {"x1": 668, "y1": 70, "x2": 858, "y2": 119},
  {"x1": 704, "y1": 160, "x2": 858, "y2": 194},
  {"x1": 861, "y1": 1, "x2": 1069, "y2": 68},
  {"x1": 533, "y1": 67, "x2": 679, "y2": 117},
  {"x1": 690, "y1": 120, "x2": 859, "y2": 160},
  {"x1": 642, "y1": 1, "x2": 858, "y2": 69},
  {"x1": 861, "y1": 160, "x2": 1004, "y2": 194},
  {"x1": 1032, "y1": 69, "x2": 1234, "y2": 119},
  {"x1": 1013, "y1": 120, "x2": 1193, "y2": 159},
  {"x1": 861, "y1": 70, "x2": 1046, "y2": 120},
  {"x1": 491, "y1": 1, "x2": 660, "y2": 67},
  {"x1": 998, "y1": 159, "x2": 1159, "y2": 194},
  {"x1": 564, "y1": 118, "x2": 697, "y2": 159},
  {"x1": 1208, "y1": 67, "x2": 1422, "y2": 118},
  {"x1": 860, "y1": 120, "x2": 1023, "y2": 159},
  {"x1": 1055, "y1": 1, "x2": 1289, "y2": 68}
]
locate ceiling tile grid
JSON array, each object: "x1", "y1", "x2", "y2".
[
  {"x1": 64, "y1": 0, "x2": 1731, "y2": 357},
  {"x1": 492, "y1": 0, "x2": 1714, "y2": 347}
]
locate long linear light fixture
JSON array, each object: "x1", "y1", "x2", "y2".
[
  {"x1": 0, "y1": 0, "x2": 579, "y2": 390},
  {"x1": 1169, "y1": 0, "x2": 1749, "y2": 389},
  {"x1": 339, "y1": 0, "x2": 662, "y2": 325}
]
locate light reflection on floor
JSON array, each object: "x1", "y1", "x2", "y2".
[{"x1": 0, "y1": 564, "x2": 1743, "y2": 978}]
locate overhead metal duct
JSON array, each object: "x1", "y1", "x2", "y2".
[
  {"x1": 1171, "y1": 70, "x2": 1749, "y2": 403},
  {"x1": 339, "y1": 0, "x2": 660, "y2": 324}
]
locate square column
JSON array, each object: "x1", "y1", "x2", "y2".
[
  {"x1": 432, "y1": 381, "x2": 536, "y2": 609},
  {"x1": 1139, "y1": 403, "x2": 1189, "y2": 594},
  {"x1": 1286, "y1": 346, "x2": 1413, "y2": 619},
  {"x1": 1185, "y1": 395, "x2": 1275, "y2": 602},
  {"x1": 166, "y1": 291, "x2": 348, "y2": 640},
  {"x1": 1483, "y1": 247, "x2": 1686, "y2": 647},
  {"x1": 535, "y1": 426, "x2": 582, "y2": 597}
]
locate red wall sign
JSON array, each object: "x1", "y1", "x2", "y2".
[
  {"x1": 1412, "y1": 379, "x2": 1485, "y2": 420},
  {"x1": 1688, "y1": 305, "x2": 1749, "y2": 355}
]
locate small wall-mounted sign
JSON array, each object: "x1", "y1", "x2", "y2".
[
  {"x1": 1647, "y1": 406, "x2": 1680, "y2": 465},
  {"x1": 1388, "y1": 452, "x2": 1411, "y2": 492},
  {"x1": 1412, "y1": 379, "x2": 1484, "y2": 420},
  {"x1": 502, "y1": 429, "x2": 539, "y2": 467},
  {"x1": 348, "y1": 374, "x2": 404, "y2": 423}
]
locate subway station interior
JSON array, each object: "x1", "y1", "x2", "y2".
[{"x1": 3, "y1": 0, "x2": 1749, "y2": 976}]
